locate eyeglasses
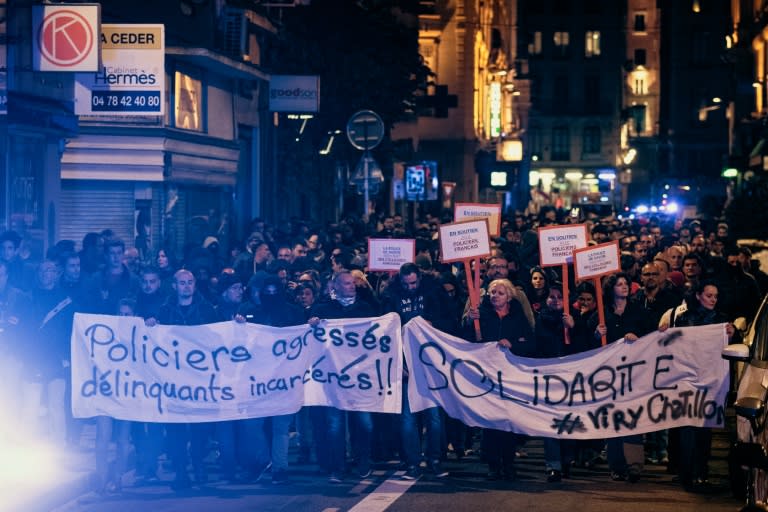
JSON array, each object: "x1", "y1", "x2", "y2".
[
  {"x1": 488, "y1": 265, "x2": 507, "y2": 270},
  {"x1": 641, "y1": 272, "x2": 660, "y2": 277}
]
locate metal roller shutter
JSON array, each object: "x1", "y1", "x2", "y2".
[{"x1": 59, "y1": 181, "x2": 135, "y2": 249}]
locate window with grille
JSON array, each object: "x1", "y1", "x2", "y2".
[
  {"x1": 552, "y1": 127, "x2": 570, "y2": 161},
  {"x1": 585, "y1": 74, "x2": 600, "y2": 113},
  {"x1": 554, "y1": 74, "x2": 569, "y2": 108},
  {"x1": 583, "y1": 126, "x2": 601, "y2": 155},
  {"x1": 633, "y1": 77, "x2": 647, "y2": 96},
  {"x1": 554, "y1": 31, "x2": 569, "y2": 57},
  {"x1": 585, "y1": 31, "x2": 601, "y2": 57},
  {"x1": 528, "y1": 31, "x2": 542, "y2": 56},
  {"x1": 528, "y1": 127, "x2": 542, "y2": 158}
]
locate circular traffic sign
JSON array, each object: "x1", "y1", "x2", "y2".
[
  {"x1": 38, "y1": 10, "x2": 95, "y2": 67},
  {"x1": 346, "y1": 110, "x2": 385, "y2": 151}
]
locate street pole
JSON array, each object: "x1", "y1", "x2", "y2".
[
  {"x1": 364, "y1": 151, "x2": 370, "y2": 220},
  {"x1": 346, "y1": 110, "x2": 384, "y2": 222},
  {"x1": 362, "y1": 119, "x2": 370, "y2": 221}
]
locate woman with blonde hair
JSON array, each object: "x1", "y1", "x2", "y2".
[{"x1": 466, "y1": 278, "x2": 535, "y2": 480}]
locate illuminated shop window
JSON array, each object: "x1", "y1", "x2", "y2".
[{"x1": 174, "y1": 70, "x2": 202, "y2": 131}]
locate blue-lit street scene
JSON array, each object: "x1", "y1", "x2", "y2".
[{"x1": 1, "y1": 1, "x2": 768, "y2": 511}]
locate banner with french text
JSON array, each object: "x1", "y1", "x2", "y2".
[
  {"x1": 403, "y1": 317, "x2": 729, "y2": 439},
  {"x1": 71, "y1": 313, "x2": 402, "y2": 423}
]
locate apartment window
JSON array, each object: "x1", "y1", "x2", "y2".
[
  {"x1": 553, "y1": 0, "x2": 570, "y2": 14},
  {"x1": 633, "y1": 77, "x2": 647, "y2": 96},
  {"x1": 634, "y1": 48, "x2": 647, "y2": 66},
  {"x1": 553, "y1": 74, "x2": 569, "y2": 108},
  {"x1": 583, "y1": 126, "x2": 601, "y2": 155},
  {"x1": 583, "y1": 0, "x2": 602, "y2": 15},
  {"x1": 634, "y1": 13, "x2": 646, "y2": 33},
  {"x1": 552, "y1": 127, "x2": 570, "y2": 161},
  {"x1": 585, "y1": 31, "x2": 601, "y2": 57},
  {"x1": 553, "y1": 31, "x2": 570, "y2": 57},
  {"x1": 585, "y1": 74, "x2": 600, "y2": 113},
  {"x1": 630, "y1": 104, "x2": 647, "y2": 134},
  {"x1": 692, "y1": 32, "x2": 709, "y2": 65},
  {"x1": 174, "y1": 70, "x2": 203, "y2": 131},
  {"x1": 528, "y1": 31, "x2": 542, "y2": 56},
  {"x1": 528, "y1": 127, "x2": 543, "y2": 157},
  {"x1": 530, "y1": 76, "x2": 542, "y2": 104}
]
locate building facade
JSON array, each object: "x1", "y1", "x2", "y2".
[{"x1": 1, "y1": 0, "x2": 277, "y2": 259}]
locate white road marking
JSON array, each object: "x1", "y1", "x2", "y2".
[{"x1": 347, "y1": 471, "x2": 419, "y2": 512}]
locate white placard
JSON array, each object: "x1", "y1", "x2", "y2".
[
  {"x1": 574, "y1": 241, "x2": 621, "y2": 280},
  {"x1": 537, "y1": 224, "x2": 588, "y2": 267},
  {"x1": 454, "y1": 203, "x2": 502, "y2": 237},
  {"x1": 367, "y1": 238, "x2": 415, "y2": 272},
  {"x1": 438, "y1": 219, "x2": 492, "y2": 263},
  {"x1": 75, "y1": 24, "x2": 164, "y2": 116}
]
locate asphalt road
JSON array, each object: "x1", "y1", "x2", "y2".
[{"x1": 51, "y1": 431, "x2": 744, "y2": 512}]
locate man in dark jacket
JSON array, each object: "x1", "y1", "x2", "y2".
[
  {"x1": 309, "y1": 271, "x2": 377, "y2": 483},
  {"x1": 132, "y1": 265, "x2": 170, "y2": 483},
  {"x1": 380, "y1": 263, "x2": 455, "y2": 480},
  {"x1": 146, "y1": 269, "x2": 218, "y2": 490}
]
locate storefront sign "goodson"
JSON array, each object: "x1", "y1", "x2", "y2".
[{"x1": 270, "y1": 87, "x2": 317, "y2": 99}]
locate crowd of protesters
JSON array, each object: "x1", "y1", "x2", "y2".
[{"x1": 0, "y1": 204, "x2": 762, "y2": 495}]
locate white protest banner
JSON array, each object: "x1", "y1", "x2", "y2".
[
  {"x1": 403, "y1": 317, "x2": 729, "y2": 439},
  {"x1": 454, "y1": 203, "x2": 502, "y2": 237},
  {"x1": 573, "y1": 240, "x2": 621, "y2": 280},
  {"x1": 71, "y1": 313, "x2": 402, "y2": 423},
  {"x1": 438, "y1": 219, "x2": 491, "y2": 263},
  {"x1": 537, "y1": 224, "x2": 588, "y2": 267},
  {"x1": 368, "y1": 238, "x2": 415, "y2": 272}
]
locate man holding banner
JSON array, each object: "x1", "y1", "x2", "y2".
[
  {"x1": 381, "y1": 262, "x2": 456, "y2": 480},
  {"x1": 241, "y1": 275, "x2": 305, "y2": 485},
  {"x1": 309, "y1": 271, "x2": 378, "y2": 484},
  {"x1": 146, "y1": 269, "x2": 219, "y2": 490}
]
